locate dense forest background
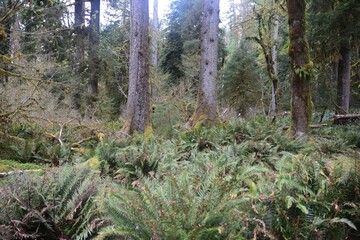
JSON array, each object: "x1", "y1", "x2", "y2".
[
  {"x1": 1, "y1": 0, "x2": 359, "y2": 126},
  {"x1": 0, "y1": 0, "x2": 359, "y2": 239}
]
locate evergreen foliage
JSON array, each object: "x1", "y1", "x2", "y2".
[
  {"x1": 0, "y1": 166, "x2": 103, "y2": 239},
  {"x1": 220, "y1": 42, "x2": 263, "y2": 115},
  {"x1": 93, "y1": 118, "x2": 360, "y2": 239},
  {"x1": 0, "y1": 118, "x2": 359, "y2": 239},
  {"x1": 160, "y1": 0, "x2": 202, "y2": 85}
]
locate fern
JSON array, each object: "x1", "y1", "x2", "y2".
[{"x1": 0, "y1": 166, "x2": 103, "y2": 239}]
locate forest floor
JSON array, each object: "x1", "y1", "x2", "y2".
[{"x1": 0, "y1": 116, "x2": 359, "y2": 239}]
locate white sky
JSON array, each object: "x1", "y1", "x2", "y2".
[
  {"x1": 101, "y1": 0, "x2": 233, "y2": 26},
  {"x1": 149, "y1": 0, "x2": 231, "y2": 20}
]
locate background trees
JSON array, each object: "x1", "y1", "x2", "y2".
[
  {"x1": 309, "y1": 0, "x2": 360, "y2": 113},
  {"x1": 0, "y1": 0, "x2": 359, "y2": 133}
]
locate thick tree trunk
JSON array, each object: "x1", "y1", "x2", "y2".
[
  {"x1": 73, "y1": 0, "x2": 85, "y2": 110},
  {"x1": 87, "y1": 0, "x2": 100, "y2": 106},
  {"x1": 151, "y1": 0, "x2": 159, "y2": 99},
  {"x1": 336, "y1": 37, "x2": 351, "y2": 114},
  {"x1": 287, "y1": 0, "x2": 312, "y2": 137},
  {"x1": 188, "y1": 0, "x2": 220, "y2": 127},
  {"x1": 122, "y1": 0, "x2": 150, "y2": 134}
]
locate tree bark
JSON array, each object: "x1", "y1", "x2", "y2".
[
  {"x1": 188, "y1": 0, "x2": 220, "y2": 127},
  {"x1": 9, "y1": 11, "x2": 20, "y2": 58},
  {"x1": 287, "y1": 0, "x2": 312, "y2": 137},
  {"x1": 0, "y1": 0, "x2": 13, "y2": 83},
  {"x1": 336, "y1": 36, "x2": 351, "y2": 114},
  {"x1": 252, "y1": 10, "x2": 279, "y2": 116},
  {"x1": 73, "y1": 0, "x2": 85, "y2": 110},
  {"x1": 122, "y1": 0, "x2": 151, "y2": 134},
  {"x1": 87, "y1": 0, "x2": 100, "y2": 106},
  {"x1": 271, "y1": 13, "x2": 280, "y2": 114},
  {"x1": 151, "y1": 0, "x2": 159, "y2": 99}
]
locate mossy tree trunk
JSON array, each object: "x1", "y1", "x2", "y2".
[
  {"x1": 271, "y1": 13, "x2": 280, "y2": 114},
  {"x1": 151, "y1": 0, "x2": 159, "y2": 99},
  {"x1": 73, "y1": 0, "x2": 85, "y2": 110},
  {"x1": 0, "y1": 0, "x2": 13, "y2": 83},
  {"x1": 122, "y1": 0, "x2": 151, "y2": 135},
  {"x1": 87, "y1": 0, "x2": 100, "y2": 111},
  {"x1": 188, "y1": 0, "x2": 220, "y2": 127},
  {"x1": 287, "y1": 0, "x2": 312, "y2": 137},
  {"x1": 336, "y1": 35, "x2": 351, "y2": 114}
]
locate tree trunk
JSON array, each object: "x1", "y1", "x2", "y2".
[
  {"x1": 252, "y1": 10, "x2": 279, "y2": 116},
  {"x1": 271, "y1": 13, "x2": 280, "y2": 114},
  {"x1": 287, "y1": 0, "x2": 312, "y2": 137},
  {"x1": 336, "y1": 36, "x2": 351, "y2": 114},
  {"x1": 9, "y1": 11, "x2": 20, "y2": 58},
  {"x1": 188, "y1": 0, "x2": 220, "y2": 127},
  {"x1": 87, "y1": 0, "x2": 100, "y2": 107},
  {"x1": 73, "y1": 0, "x2": 85, "y2": 110},
  {"x1": 0, "y1": 0, "x2": 13, "y2": 83},
  {"x1": 122, "y1": 0, "x2": 150, "y2": 134},
  {"x1": 151, "y1": 0, "x2": 159, "y2": 99}
]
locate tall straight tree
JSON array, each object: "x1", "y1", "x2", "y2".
[
  {"x1": 337, "y1": 34, "x2": 351, "y2": 114},
  {"x1": 151, "y1": 0, "x2": 159, "y2": 98},
  {"x1": 271, "y1": 12, "x2": 280, "y2": 114},
  {"x1": 73, "y1": 0, "x2": 85, "y2": 110},
  {"x1": 87, "y1": 0, "x2": 100, "y2": 104},
  {"x1": 188, "y1": 0, "x2": 220, "y2": 127},
  {"x1": 122, "y1": 0, "x2": 150, "y2": 134},
  {"x1": 287, "y1": 0, "x2": 312, "y2": 137}
]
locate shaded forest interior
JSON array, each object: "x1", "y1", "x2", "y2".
[{"x1": 0, "y1": 0, "x2": 360, "y2": 239}]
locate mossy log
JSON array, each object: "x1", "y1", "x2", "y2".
[
  {"x1": 0, "y1": 169, "x2": 44, "y2": 178},
  {"x1": 333, "y1": 114, "x2": 360, "y2": 125}
]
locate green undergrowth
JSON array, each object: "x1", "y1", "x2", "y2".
[
  {"x1": 0, "y1": 117, "x2": 359, "y2": 239},
  {"x1": 0, "y1": 160, "x2": 43, "y2": 172}
]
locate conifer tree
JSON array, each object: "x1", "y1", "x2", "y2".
[
  {"x1": 122, "y1": 0, "x2": 151, "y2": 134},
  {"x1": 287, "y1": 0, "x2": 312, "y2": 137},
  {"x1": 87, "y1": 0, "x2": 101, "y2": 109},
  {"x1": 188, "y1": 0, "x2": 220, "y2": 127}
]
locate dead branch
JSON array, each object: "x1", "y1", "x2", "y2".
[
  {"x1": 282, "y1": 124, "x2": 328, "y2": 131},
  {"x1": 71, "y1": 136, "x2": 98, "y2": 148},
  {"x1": 0, "y1": 131, "x2": 25, "y2": 143}
]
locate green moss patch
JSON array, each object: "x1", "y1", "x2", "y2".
[{"x1": 0, "y1": 160, "x2": 42, "y2": 172}]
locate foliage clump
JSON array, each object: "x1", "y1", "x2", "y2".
[
  {"x1": 1, "y1": 118, "x2": 359, "y2": 239},
  {"x1": 0, "y1": 166, "x2": 104, "y2": 240}
]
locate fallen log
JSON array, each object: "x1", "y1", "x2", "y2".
[
  {"x1": 0, "y1": 169, "x2": 44, "y2": 178},
  {"x1": 333, "y1": 114, "x2": 360, "y2": 125},
  {"x1": 282, "y1": 124, "x2": 328, "y2": 131}
]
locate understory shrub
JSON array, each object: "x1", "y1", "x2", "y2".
[{"x1": 0, "y1": 166, "x2": 104, "y2": 240}]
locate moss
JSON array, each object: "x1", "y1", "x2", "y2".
[
  {"x1": 144, "y1": 125, "x2": 153, "y2": 139},
  {"x1": 0, "y1": 160, "x2": 42, "y2": 172},
  {"x1": 306, "y1": 89, "x2": 313, "y2": 124},
  {"x1": 191, "y1": 113, "x2": 220, "y2": 130},
  {"x1": 97, "y1": 132, "x2": 106, "y2": 142},
  {"x1": 81, "y1": 156, "x2": 100, "y2": 170}
]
